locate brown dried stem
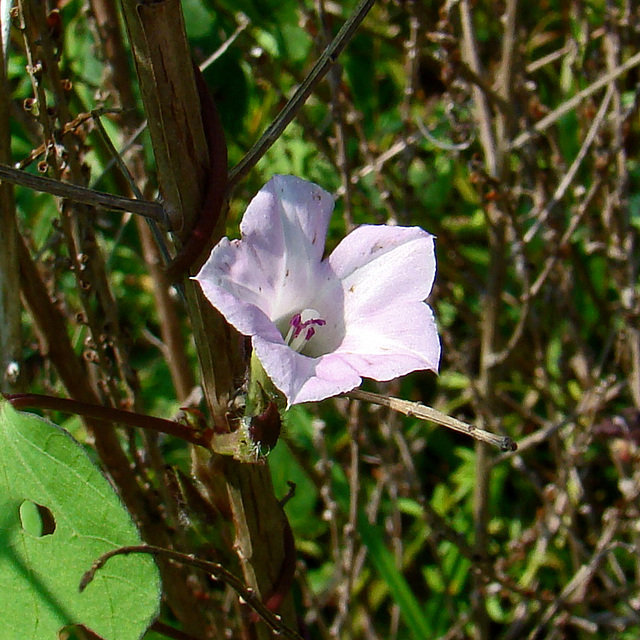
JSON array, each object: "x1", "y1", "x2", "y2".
[
  {"x1": 80, "y1": 545, "x2": 304, "y2": 640},
  {"x1": 346, "y1": 389, "x2": 516, "y2": 451},
  {"x1": 0, "y1": 42, "x2": 20, "y2": 394},
  {"x1": 0, "y1": 162, "x2": 167, "y2": 222},
  {"x1": 458, "y1": 3, "x2": 515, "y2": 638},
  {"x1": 117, "y1": 1, "x2": 296, "y2": 636}
]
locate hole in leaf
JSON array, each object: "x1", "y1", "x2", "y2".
[
  {"x1": 19, "y1": 500, "x2": 56, "y2": 537},
  {"x1": 58, "y1": 624, "x2": 104, "y2": 639}
]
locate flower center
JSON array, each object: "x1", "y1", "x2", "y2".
[{"x1": 284, "y1": 308, "x2": 327, "y2": 353}]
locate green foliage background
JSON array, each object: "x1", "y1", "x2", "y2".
[{"x1": 4, "y1": 0, "x2": 640, "y2": 639}]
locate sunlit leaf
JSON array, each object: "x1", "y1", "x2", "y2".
[{"x1": 0, "y1": 400, "x2": 160, "y2": 640}]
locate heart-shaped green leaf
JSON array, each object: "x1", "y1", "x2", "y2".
[{"x1": 0, "y1": 399, "x2": 160, "y2": 640}]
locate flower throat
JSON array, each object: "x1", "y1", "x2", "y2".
[{"x1": 284, "y1": 308, "x2": 326, "y2": 353}]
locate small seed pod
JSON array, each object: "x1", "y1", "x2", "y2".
[{"x1": 247, "y1": 401, "x2": 282, "y2": 453}]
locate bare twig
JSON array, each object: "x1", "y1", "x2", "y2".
[
  {"x1": 0, "y1": 39, "x2": 20, "y2": 394},
  {"x1": 510, "y1": 50, "x2": 640, "y2": 150},
  {"x1": 331, "y1": 398, "x2": 361, "y2": 636},
  {"x1": 523, "y1": 84, "x2": 614, "y2": 243},
  {"x1": 228, "y1": 0, "x2": 377, "y2": 188},
  {"x1": 0, "y1": 162, "x2": 167, "y2": 222},
  {"x1": 459, "y1": 0, "x2": 498, "y2": 176},
  {"x1": 200, "y1": 14, "x2": 250, "y2": 71},
  {"x1": 526, "y1": 43, "x2": 574, "y2": 74},
  {"x1": 345, "y1": 389, "x2": 517, "y2": 452},
  {"x1": 80, "y1": 545, "x2": 304, "y2": 640},
  {"x1": 458, "y1": 5, "x2": 515, "y2": 638},
  {"x1": 315, "y1": 0, "x2": 354, "y2": 229}
]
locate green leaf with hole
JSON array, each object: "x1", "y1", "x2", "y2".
[{"x1": 0, "y1": 399, "x2": 160, "y2": 640}]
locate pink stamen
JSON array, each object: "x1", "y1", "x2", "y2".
[{"x1": 289, "y1": 314, "x2": 326, "y2": 341}]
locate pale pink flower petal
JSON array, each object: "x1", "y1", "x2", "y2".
[
  {"x1": 194, "y1": 174, "x2": 441, "y2": 406},
  {"x1": 252, "y1": 337, "x2": 363, "y2": 406},
  {"x1": 195, "y1": 175, "x2": 335, "y2": 336},
  {"x1": 330, "y1": 224, "x2": 437, "y2": 310}
]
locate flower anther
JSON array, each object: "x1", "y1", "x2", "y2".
[{"x1": 285, "y1": 309, "x2": 327, "y2": 353}]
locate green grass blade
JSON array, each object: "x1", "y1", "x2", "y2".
[{"x1": 358, "y1": 515, "x2": 432, "y2": 639}]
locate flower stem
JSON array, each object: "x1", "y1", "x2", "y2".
[{"x1": 245, "y1": 351, "x2": 284, "y2": 417}]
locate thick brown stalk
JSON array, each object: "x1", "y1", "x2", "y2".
[
  {"x1": 119, "y1": 0, "x2": 208, "y2": 233},
  {"x1": 85, "y1": 0, "x2": 197, "y2": 403},
  {"x1": 164, "y1": 64, "x2": 228, "y2": 280},
  {"x1": 118, "y1": 0, "x2": 296, "y2": 635}
]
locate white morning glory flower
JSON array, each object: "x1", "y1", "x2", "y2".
[{"x1": 194, "y1": 175, "x2": 440, "y2": 406}]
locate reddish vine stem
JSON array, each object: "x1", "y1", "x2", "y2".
[
  {"x1": 4, "y1": 393, "x2": 212, "y2": 447},
  {"x1": 79, "y1": 545, "x2": 303, "y2": 640},
  {"x1": 164, "y1": 64, "x2": 228, "y2": 281}
]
